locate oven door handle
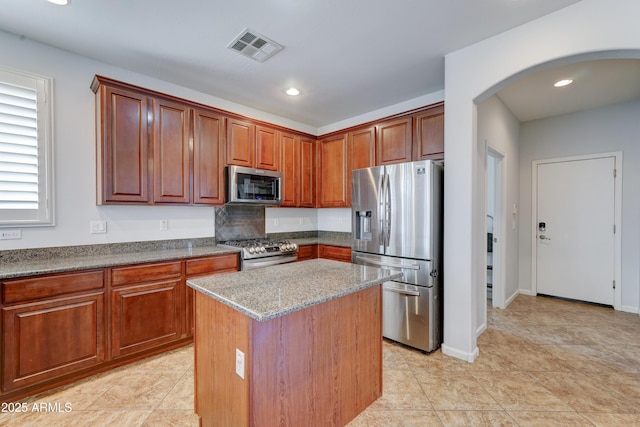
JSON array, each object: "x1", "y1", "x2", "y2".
[
  {"x1": 355, "y1": 255, "x2": 420, "y2": 271},
  {"x1": 243, "y1": 255, "x2": 298, "y2": 269},
  {"x1": 383, "y1": 285, "x2": 420, "y2": 297}
]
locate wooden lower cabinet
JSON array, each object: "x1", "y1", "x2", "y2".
[
  {"x1": 1, "y1": 270, "x2": 106, "y2": 393},
  {"x1": 296, "y1": 244, "x2": 318, "y2": 261},
  {"x1": 185, "y1": 254, "x2": 240, "y2": 337},
  {"x1": 318, "y1": 244, "x2": 352, "y2": 262},
  {"x1": 110, "y1": 279, "x2": 182, "y2": 358},
  {"x1": 0, "y1": 253, "x2": 238, "y2": 401}
]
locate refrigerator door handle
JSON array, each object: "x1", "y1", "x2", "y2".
[
  {"x1": 385, "y1": 171, "x2": 391, "y2": 245},
  {"x1": 378, "y1": 173, "x2": 385, "y2": 244}
]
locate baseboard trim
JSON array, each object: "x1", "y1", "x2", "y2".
[
  {"x1": 621, "y1": 305, "x2": 639, "y2": 314},
  {"x1": 518, "y1": 289, "x2": 536, "y2": 297},
  {"x1": 441, "y1": 343, "x2": 479, "y2": 363}
]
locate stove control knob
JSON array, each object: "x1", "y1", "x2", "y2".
[
  {"x1": 259, "y1": 246, "x2": 266, "y2": 253},
  {"x1": 248, "y1": 247, "x2": 255, "y2": 254}
]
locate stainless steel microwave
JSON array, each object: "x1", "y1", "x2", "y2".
[{"x1": 225, "y1": 165, "x2": 282, "y2": 206}]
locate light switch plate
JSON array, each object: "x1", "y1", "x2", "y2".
[
  {"x1": 235, "y1": 348, "x2": 245, "y2": 379},
  {"x1": 90, "y1": 220, "x2": 107, "y2": 234}
]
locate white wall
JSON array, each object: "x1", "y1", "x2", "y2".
[
  {"x1": 519, "y1": 100, "x2": 640, "y2": 313},
  {"x1": 477, "y1": 95, "x2": 521, "y2": 322},
  {"x1": 443, "y1": 0, "x2": 640, "y2": 362}
]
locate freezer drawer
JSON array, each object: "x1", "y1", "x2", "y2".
[{"x1": 382, "y1": 281, "x2": 441, "y2": 353}]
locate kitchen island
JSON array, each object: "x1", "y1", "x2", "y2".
[{"x1": 187, "y1": 259, "x2": 402, "y2": 427}]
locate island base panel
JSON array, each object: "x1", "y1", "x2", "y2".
[{"x1": 194, "y1": 285, "x2": 382, "y2": 427}]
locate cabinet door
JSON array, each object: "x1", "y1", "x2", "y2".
[
  {"x1": 193, "y1": 107, "x2": 225, "y2": 205},
  {"x1": 111, "y1": 280, "x2": 182, "y2": 358},
  {"x1": 152, "y1": 97, "x2": 191, "y2": 203},
  {"x1": 99, "y1": 85, "x2": 150, "y2": 203},
  {"x1": 318, "y1": 245, "x2": 352, "y2": 263},
  {"x1": 299, "y1": 138, "x2": 316, "y2": 207},
  {"x1": 296, "y1": 244, "x2": 318, "y2": 261},
  {"x1": 280, "y1": 132, "x2": 299, "y2": 207},
  {"x1": 2, "y1": 293, "x2": 105, "y2": 391},
  {"x1": 318, "y1": 135, "x2": 349, "y2": 207},
  {"x1": 413, "y1": 104, "x2": 444, "y2": 160},
  {"x1": 376, "y1": 117, "x2": 412, "y2": 165},
  {"x1": 226, "y1": 118, "x2": 255, "y2": 167},
  {"x1": 349, "y1": 127, "x2": 375, "y2": 171},
  {"x1": 255, "y1": 125, "x2": 280, "y2": 171}
]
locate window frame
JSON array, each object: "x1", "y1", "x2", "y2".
[{"x1": 0, "y1": 65, "x2": 55, "y2": 228}]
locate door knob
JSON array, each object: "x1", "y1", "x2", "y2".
[{"x1": 539, "y1": 235, "x2": 551, "y2": 240}]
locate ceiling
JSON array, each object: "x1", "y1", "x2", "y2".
[{"x1": 0, "y1": 0, "x2": 608, "y2": 128}]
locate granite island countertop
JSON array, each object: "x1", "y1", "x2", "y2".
[{"x1": 187, "y1": 258, "x2": 402, "y2": 322}]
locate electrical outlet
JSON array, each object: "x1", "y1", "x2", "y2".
[
  {"x1": 90, "y1": 220, "x2": 107, "y2": 234},
  {"x1": 160, "y1": 220, "x2": 168, "y2": 231},
  {"x1": 0, "y1": 230, "x2": 22, "y2": 240},
  {"x1": 235, "y1": 348, "x2": 245, "y2": 379}
]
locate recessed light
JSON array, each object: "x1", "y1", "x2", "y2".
[
  {"x1": 285, "y1": 88, "x2": 300, "y2": 96},
  {"x1": 554, "y1": 79, "x2": 573, "y2": 88},
  {"x1": 48, "y1": 0, "x2": 69, "y2": 4}
]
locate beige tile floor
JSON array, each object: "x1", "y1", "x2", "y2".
[{"x1": 2, "y1": 294, "x2": 640, "y2": 426}]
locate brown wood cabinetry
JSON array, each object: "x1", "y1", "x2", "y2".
[
  {"x1": 0, "y1": 253, "x2": 239, "y2": 401},
  {"x1": 281, "y1": 134, "x2": 315, "y2": 207},
  {"x1": 192, "y1": 107, "x2": 226, "y2": 205},
  {"x1": 317, "y1": 134, "x2": 349, "y2": 207},
  {"x1": 226, "y1": 118, "x2": 255, "y2": 167},
  {"x1": 376, "y1": 117, "x2": 413, "y2": 165},
  {"x1": 227, "y1": 121, "x2": 282, "y2": 171},
  {"x1": 299, "y1": 138, "x2": 316, "y2": 207},
  {"x1": 318, "y1": 244, "x2": 352, "y2": 262},
  {"x1": 95, "y1": 83, "x2": 150, "y2": 203},
  {"x1": 92, "y1": 76, "x2": 226, "y2": 206},
  {"x1": 255, "y1": 125, "x2": 280, "y2": 171},
  {"x1": 413, "y1": 102, "x2": 444, "y2": 160},
  {"x1": 1, "y1": 271, "x2": 105, "y2": 392},
  {"x1": 296, "y1": 244, "x2": 318, "y2": 261},
  {"x1": 110, "y1": 261, "x2": 183, "y2": 358},
  {"x1": 152, "y1": 97, "x2": 190, "y2": 203},
  {"x1": 280, "y1": 132, "x2": 299, "y2": 207},
  {"x1": 184, "y1": 254, "x2": 240, "y2": 336},
  {"x1": 349, "y1": 126, "x2": 376, "y2": 171}
]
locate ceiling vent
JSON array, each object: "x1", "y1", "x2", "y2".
[{"x1": 227, "y1": 28, "x2": 284, "y2": 63}]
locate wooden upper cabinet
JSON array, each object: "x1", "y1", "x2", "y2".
[
  {"x1": 318, "y1": 134, "x2": 349, "y2": 207},
  {"x1": 299, "y1": 138, "x2": 315, "y2": 207},
  {"x1": 226, "y1": 118, "x2": 254, "y2": 167},
  {"x1": 375, "y1": 117, "x2": 412, "y2": 165},
  {"x1": 192, "y1": 107, "x2": 225, "y2": 205},
  {"x1": 255, "y1": 125, "x2": 280, "y2": 171},
  {"x1": 152, "y1": 97, "x2": 190, "y2": 204},
  {"x1": 96, "y1": 83, "x2": 150, "y2": 204},
  {"x1": 413, "y1": 103, "x2": 444, "y2": 160},
  {"x1": 280, "y1": 132, "x2": 299, "y2": 207},
  {"x1": 349, "y1": 126, "x2": 375, "y2": 171}
]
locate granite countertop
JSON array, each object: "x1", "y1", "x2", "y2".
[
  {"x1": 187, "y1": 258, "x2": 401, "y2": 322},
  {"x1": 0, "y1": 246, "x2": 240, "y2": 280}
]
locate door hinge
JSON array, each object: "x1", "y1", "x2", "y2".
[
  {"x1": 613, "y1": 168, "x2": 617, "y2": 178},
  {"x1": 613, "y1": 280, "x2": 616, "y2": 289},
  {"x1": 614, "y1": 224, "x2": 616, "y2": 234}
]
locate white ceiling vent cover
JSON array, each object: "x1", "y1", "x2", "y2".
[{"x1": 227, "y1": 28, "x2": 284, "y2": 63}]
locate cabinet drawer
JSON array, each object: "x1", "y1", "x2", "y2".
[
  {"x1": 111, "y1": 261, "x2": 182, "y2": 286},
  {"x1": 318, "y1": 245, "x2": 352, "y2": 262},
  {"x1": 185, "y1": 254, "x2": 239, "y2": 277},
  {"x1": 2, "y1": 270, "x2": 104, "y2": 305}
]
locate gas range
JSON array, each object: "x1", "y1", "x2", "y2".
[{"x1": 217, "y1": 239, "x2": 298, "y2": 270}]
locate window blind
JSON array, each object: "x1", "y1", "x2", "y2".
[{"x1": 0, "y1": 81, "x2": 39, "y2": 210}]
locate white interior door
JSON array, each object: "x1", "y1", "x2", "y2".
[{"x1": 536, "y1": 156, "x2": 615, "y2": 306}]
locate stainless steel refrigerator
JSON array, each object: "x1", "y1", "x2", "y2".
[{"x1": 351, "y1": 160, "x2": 443, "y2": 353}]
